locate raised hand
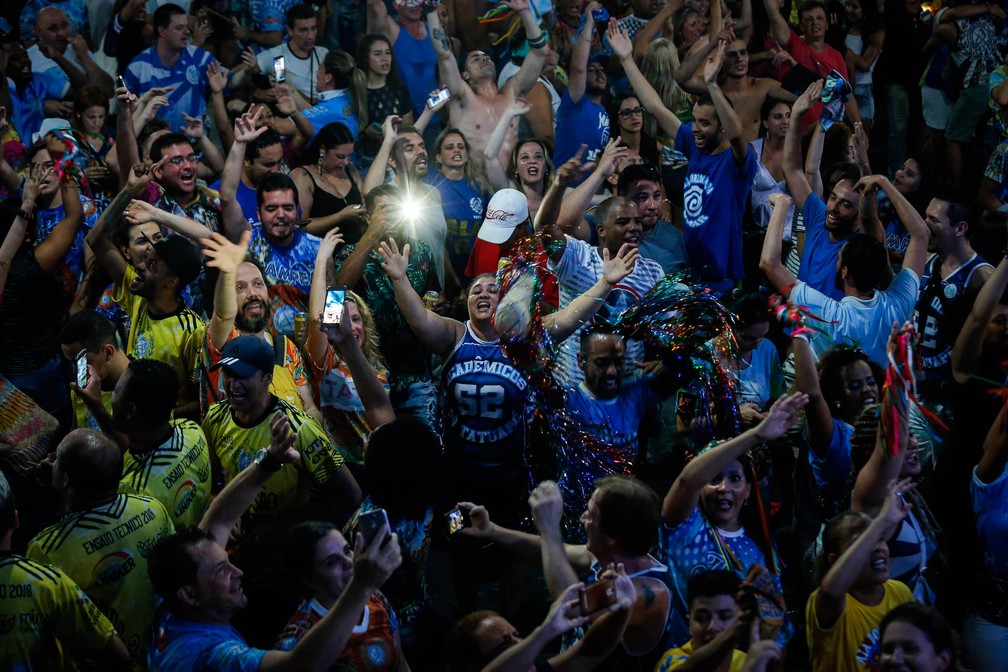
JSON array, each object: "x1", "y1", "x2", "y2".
[
  {"x1": 555, "y1": 145, "x2": 591, "y2": 188},
  {"x1": 181, "y1": 112, "x2": 205, "y2": 139},
  {"x1": 704, "y1": 40, "x2": 727, "y2": 85},
  {"x1": 425, "y1": 89, "x2": 451, "y2": 114},
  {"x1": 125, "y1": 158, "x2": 165, "y2": 194},
  {"x1": 233, "y1": 106, "x2": 268, "y2": 144},
  {"x1": 22, "y1": 163, "x2": 54, "y2": 203},
  {"x1": 754, "y1": 392, "x2": 809, "y2": 441},
  {"x1": 230, "y1": 16, "x2": 250, "y2": 41},
  {"x1": 596, "y1": 136, "x2": 629, "y2": 179},
  {"x1": 377, "y1": 238, "x2": 410, "y2": 281},
  {"x1": 207, "y1": 61, "x2": 228, "y2": 94},
  {"x1": 543, "y1": 583, "x2": 590, "y2": 637},
  {"x1": 67, "y1": 35, "x2": 89, "y2": 60},
  {"x1": 353, "y1": 524, "x2": 402, "y2": 591},
  {"x1": 201, "y1": 230, "x2": 252, "y2": 274},
  {"x1": 880, "y1": 478, "x2": 915, "y2": 528},
  {"x1": 316, "y1": 227, "x2": 345, "y2": 261},
  {"x1": 793, "y1": 79, "x2": 824, "y2": 116},
  {"x1": 274, "y1": 84, "x2": 297, "y2": 117},
  {"x1": 239, "y1": 46, "x2": 259, "y2": 73},
  {"x1": 528, "y1": 480, "x2": 564, "y2": 536},
  {"x1": 454, "y1": 501, "x2": 493, "y2": 538},
  {"x1": 381, "y1": 114, "x2": 402, "y2": 139},
  {"x1": 606, "y1": 20, "x2": 633, "y2": 61},
  {"x1": 267, "y1": 411, "x2": 300, "y2": 464},
  {"x1": 602, "y1": 243, "x2": 638, "y2": 285},
  {"x1": 140, "y1": 85, "x2": 175, "y2": 106},
  {"x1": 123, "y1": 198, "x2": 163, "y2": 226}
]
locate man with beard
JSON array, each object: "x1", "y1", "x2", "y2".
[
  {"x1": 617, "y1": 163, "x2": 688, "y2": 275},
  {"x1": 611, "y1": 27, "x2": 755, "y2": 292},
  {"x1": 676, "y1": 37, "x2": 796, "y2": 143},
  {"x1": 88, "y1": 175, "x2": 206, "y2": 419},
  {"x1": 760, "y1": 182, "x2": 928, "y2": 367},
  {"x1": 221, "y1": 108, "x2": 322, "y2": 337},
  {"x1": 426, "y1": 0, "x2": 548, "y2": 173},
  {"x1": 202, "y1": 229, "x2": 322, "y2": 420},
  {"x1": 776, "y1": 82, "x2": 862, "y2": 301},
  {"x1": 552, "y1": 8, "x2": 611, "y2": 174}
]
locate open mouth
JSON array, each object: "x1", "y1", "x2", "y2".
[
  {"x1": 715, "y1": 498, "x2": 734, "y2": 511},
  {"x1": 526, "y1": 165, "x2": 540, "y2": 176},
  {"x1": 243, "y1": 299, "x2": 266, "y2": 316},
  {"x1": 476, "y1": 299, "x2": 491, "y2": 311},
  {"x1": 862, "y1": 394, "x2": 876, "y2": 406},
  {"x1": 228, "y1": 389, "x2": 248, "y2": 403},
  {"x1": 415, "y1": 157, "x2": 428, "y2": 170},
  {"x1": 451, "y1": 153, "x2": 464, "y2": 162},
  {"x1": 179, "y1": 168, "x2": 195, "y2": 187},
  {"x1": 871, "y1": 555, "x2": 887, "y2": 571},
  {"x1": 905, "y1": 450, "x2": 920, "y2": 466},
  {"x1": 624, "y1": 235, "x2": 639, "y2": 246},
  {"x1": 825, "y1": 212, "x2": 840, "y2": 226}
]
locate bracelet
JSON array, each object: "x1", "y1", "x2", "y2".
[{"x1": 527, "y1": 31, "x2": 548, "y2": 49}]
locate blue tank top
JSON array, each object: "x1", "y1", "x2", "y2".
[
  {"x1": 424, "y1": 169, "x2": 488, "y2": 281},
  {"x1": 441, "y1": 323, "x2": 533, "y2": 469},
  {"x1": 393, "y1": 26, "x2": 438, "y2": 117}
]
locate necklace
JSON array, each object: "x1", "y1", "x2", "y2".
[{"x1": 316, "y1": 165, "x2": 351, "y2": 203}]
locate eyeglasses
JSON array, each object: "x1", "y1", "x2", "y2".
[
  {"x1": 165, "y1": 153, "x2": 203, "y2": 166},
  {"x1": 619, "y1": 106, "x2": 645, "y2": 118}
]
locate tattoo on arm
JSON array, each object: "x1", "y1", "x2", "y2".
[
  {"x1": 640, "y1": 582, "x2": 655, "y2": 608},
  {"x1": 431, "y1": 27, "x2": 450, "y2": 52}
]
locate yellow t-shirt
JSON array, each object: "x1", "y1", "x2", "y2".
[
  {"x1": 0, "y1": 553, "x2": 116, "y2": 671},
  {"x1": 26, "y1": 494, "x2": 175, "y2": 672},
  {"x1": 654, "y1": 640, "x2": 747, "y2": 672},
  {"x1": 119, "y1": 418, "x2": 213, "y2": 529},
  {"x1": 71, "y1": 388, "x2": 113, "y2": 430},
  {"x1": 114, "y1": 265, "x2": 206, "y2": 408},
  {"x1": 202, "y1": 396, "x2": 346, "y2": 528},
  {"x1": 805, "y1": 580, "x2": 913, "y2": 672}
]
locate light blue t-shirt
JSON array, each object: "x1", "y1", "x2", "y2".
[
  {"x1": 303, "y1": 90, "x2": 359, "y2": 142},
  {"x1": 638, "y1": 221, "x2": 688, "y2": 276},
  {"x1": 148, "y1": 610, "x2": 266, "y2": 672},
  {"x1": 735, "y1": 338, "x2": 784, "y2": 409}
]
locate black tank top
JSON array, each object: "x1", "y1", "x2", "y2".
[{"x1": 303, "y1": 168, "x2": 365, "y2": 244}]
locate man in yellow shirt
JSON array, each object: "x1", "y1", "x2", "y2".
[
  {"x1": 59, "y1": 309, "x2": 129, "y2": 430},
  {"x1": 27, "y1": 429, "x2": 175, "y2": 672},
  {"x1": 0, "y1": 470, "x2": 131, "y2": 672}
]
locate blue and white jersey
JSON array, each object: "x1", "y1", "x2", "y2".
[
  {"x1": 442, "y1": 322, "x2": 533, "y2": 469},
  {"x1": 247, "y1": 224, "x2": 321, "y2": 337},
  {"x1": 124, "y1": 45, "x2": 217, "y2": 131}
]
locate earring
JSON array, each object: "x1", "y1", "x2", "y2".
[{"x1": 318, "y1": 152, "x2": 324, "y2": 168}]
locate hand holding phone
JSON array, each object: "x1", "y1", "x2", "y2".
[
  {"x1": 426, "y1": 87, "x2": 450, "y2": 109},
  {"x1": 322, "y1": 287, "x2": 346, "y2": 326},
  {"x1": 75, "y1": 349, "x2": 89, "y2": 389},
  {"x1": 446, "y1": 507, "x2": 468, "y2": 535},
  {"x1": 273, "y1": 56, "x2": 286, "y2": 83},
  {"x1": 579, "y1": 578, "x2": 618, "y2": 616},
  {"x1": 358, "y1": 508, "x2": 390, "y2": 546}
]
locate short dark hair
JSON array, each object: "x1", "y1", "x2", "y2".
[
  {"x1": 932, "y1": 187, "x2": 977, "y2": 237},
  {"x1": 446, "y1": 610, "x2": 501, "y2": 672},
  {"x1": 57, "y1": 429, "x2": 123, "y2": 494},
  {"x1": 595, "y1": 196, "x2": 634, "y2": 231},
  {"x1": 364, "y1": 184, "x2": 400, "y2": 213},
  {"x1": 579, "y1": 324, "x2": 621, "y2": 354},
  {"x1": 153, "y1": 3, "x2": 186, "y2": 31},
  {"x1": 724, "y1": 291, "x2": 770, "y2": 328},
  {"x1": 149, "y1": 527, "x2": 215, "y2": 610},
  {"x1": 150, "y1": 133, "x2": 194, "y2": 163},
  {"x1": 256, "y1": 172, "x2": 301, "y2": 210},
  {"x1": 365, "y1": 417, "x2": 443, "y2": 519},
  {"x1": 594, "y1": 476, "x2": 661, "y2": 556},
  {"x1": 616, "y1": 163, "x2": 662, "y2": 197},
  {"x1": 59, "y1": 310, "x2": 118, "y2": 353},
  {"x1": 840, "y1": 235, "x2": 889, "y2": 294},
  {"x1": 879, "y1": 603, "x2": 959, "y2": 667},
  {"x1": 123, "y1": 359, "x2": 179, "y2": 423},
  {"x1": 825, "y1": 162, "x2": 863, "y2": 195},
  {"x1": 798, "y1": 0, "x2": 828, "y2": 19},
  {"x1": 816, "y1": 510, "x2": 871, "y2": 581},
  {"x1": 686, "y1": 569, "x2": 742, "y2": 610},
  {"x1": 246, "y1": 128, "x2": 282, "y2": 162},
  {"x1": 285, "y1": 3, "x2": 317, "y2": 26}
]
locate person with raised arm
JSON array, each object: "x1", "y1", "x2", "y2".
[{"x1": 611, "y1": 23, "x2": 756, "y2": 292}]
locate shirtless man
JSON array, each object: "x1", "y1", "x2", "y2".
[
  {"x1": 426, "y1": 0, "x2": 547, "y2": 172},
  {"x1": 676, "y1": 37, "x2": 796, "y2": 143}
]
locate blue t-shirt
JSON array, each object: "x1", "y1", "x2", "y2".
[
  {"x1": 553, "y1": 89, "x2": 610, "y2": 174},
  {"x1": 393, "y1": 27, "x2": 438, "y2": 118},
  {"x1": 424, "y1": 168, "x2": 487, "y2": 281},
  {"x1": 561, "y1": 378, "x2": 661, "y2": 528},
  {"x1": 660, "y1": 507, "x2": 783, "y2": 647},
  {"x1": 35, "y1": 194, "x2": 100, "y2": 287},
  {"x1": 973, "y1": 463, "x2": 1008, "y2": 576},
  {"x1": 247, "y1": 224, "x2": 321, "y2": 337},
  {"x1": 797, "y1": 193, "x2": 846, "y2": 300},
  {"x1": 807, "y1": 418, "x2": 855, "y2": 517},
  {"x1": 638, "y1": 221, "x2": 688, "y2": 276},
  {"x1": 8, "y1": 71, "x2": 65, "y2": 142},
  {"x1": 675, "y1": 123, "x2": 757, "y2": 281},
  {"x1": 303, "y1": 90, "x2": 359, "y2": 141},
  {"x1": 149, "y1": 609, "x2": 266, "y2": 672},
  {"x1": 124, "y1": 45, "x2": 217, "y2": 131},
  {"x1": 209, "y1": 178, "x2": 258, "y2": 226}
]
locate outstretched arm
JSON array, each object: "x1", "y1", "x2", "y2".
[
  {"x1": 33, "y1": 173, "x2": 82, "y2": 273},
  {"x1": 634, "y1": 0, "x2": 684, "y2": 62},
  {"x1": 539, "y1": 148, "x2": 594, "y2": 258},
  {"x1": 663, "y1": 393, "x2": 808, "y2": 525},
  {"x1": 503, "y1": 0, "x2": 549, "y2": 97},
  {"x1": 220, "y1": 107, "x2": 268, "y2": 241},
  {"x1": 791, "y1": 334, "x2": 835, "y2": 456},
  {"x1": 953, "y1": 252, "x2": 1008, "y2": 384},
  {"x1": 608, "y1": 21, "x2": 683, "y2": 139},
  {"x1": 364, "y1": 115, "x2": 401, "y2": 193},
  {"x1": 785, "y1": 80, "x2": 823, "y2": 211},
  {"x1": 759, "y1": 193, "x2": 797, "y2": 295},
  {"x1": 875, "y1": 175, "x2": 929, "y2": 278},
  {"x1": 566, "y1": 3, "x2": 598, "y2": 104},
  {"x1": 376, "y1": 238, "x2": 464, "y2": 356},
  {"x1": 762, "y1": 0, "x2": 792, "y2": 45},
  {"x1": 556, "y1": 138, "x2": 629, "y2": 239},
  {"x1": 545, "y1": 245, "x2": 638, "y2": 341},
  {"x1": 427, "y1": 7, "x2": 468, "y2": 99},
  {"x1": 704, "y1": 42, "x2": 748, "y2": 162},
  {"x1": 484, "y1": 101, "x2": 529, "y2": 190},
  {"x1": 201, "y1": 231, "x2": 251, "y2": 349}
]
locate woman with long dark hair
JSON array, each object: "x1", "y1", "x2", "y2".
[
  {"x1": 354, "y1": 34, "x2": 414, "y2": 168},
  {"x1": 290, "y1": 122, "x2": 366, "y2": 241}
]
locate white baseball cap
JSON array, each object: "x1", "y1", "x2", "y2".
[
  {"x1": 477, "y1": 189, "x2": 529, "y2": 245},
  {"x1": 33, "y1": 118, "x2": 71, "y2": 144}
]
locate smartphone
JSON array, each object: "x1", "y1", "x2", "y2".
[
  {"x1": 446, "y1": 507, "x2": 467, "y2": 535},
  {"x1": 368, "y1": 121, "x2": 382, "y2": 134},
  {"x1": 322, "y1": 287, "x2": 346, "y2": 326},
  {"x1": 591, "y1": 7, "x2": 610, "y2": 22},
  {"x1": 273, "y1": 56, "x2": 286, "y2": 82},
  {"x1": 358, "y1": 508, "x2": 390, "y2": 546},
  {"x1": 580, "y1": 578, "x2": 617, "y2": 616},
  {"x1": 115, "y1": 75, "x2": 128, "y2": 93},
  {"x1": 426, "y1": 87, "x2": 450, "y2": 109},
  {"x1": 75, "y1": 349, "x2": 88, "y2": 388}
]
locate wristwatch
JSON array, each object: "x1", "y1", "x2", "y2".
[{"x1": 253, "y1": 448, "x2": 284, "y2": 473}]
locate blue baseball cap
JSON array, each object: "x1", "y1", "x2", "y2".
[{"x1": 211, "y1": 335, "x2": 273, "y2": 378}]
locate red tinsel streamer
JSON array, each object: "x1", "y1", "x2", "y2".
[
  {"x1": 883, "y1": 327, "x2": 948, "y2": 460},
  {"x1": 51, "y1": 129, "x2": 80, "y2": 183}
]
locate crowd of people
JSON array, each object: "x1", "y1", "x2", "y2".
[{"x1": 2, "y1": 0, "x2": 1008, "y2": 670}]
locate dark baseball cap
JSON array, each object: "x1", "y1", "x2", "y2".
[{"x1": 210, "y1": 335, "x2": 274, "y2": 378}]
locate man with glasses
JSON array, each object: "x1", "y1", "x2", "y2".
[{"x1": 553, "y1": 8, "x2": 611, "y2": 181}]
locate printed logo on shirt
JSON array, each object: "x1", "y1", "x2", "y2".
[
  {"x1": 856, "y1": 627, "x2": 881, "y2": 669},
  {"x1": 186, "y1": 65, "x2": 200, "y2": 85},
  {"x1": 683, "y1": 174, "x2": 714, "y2": 228},
  {"x1": 469, "y1": 196, "x2": 484, "y2": 217}
]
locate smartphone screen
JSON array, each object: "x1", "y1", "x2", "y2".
[
  {"x1": 322, "y1": 287, "x2": 346, "y2": 326},
  {"x1": 76, "y1": 349, "x2": 88, "y2": 388},
  {"x1": 273, "y1": 56, "x2": 286, "y2": 82},
  {"x1": 446, "y1": 508, "x2": 466, "y2": 535},
  {"x1": 358, "y1": 508, "x2": 389, "y2": 546},
  {"x1": 426, "y1": 87, "x2": 450, "y2": 109}
]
